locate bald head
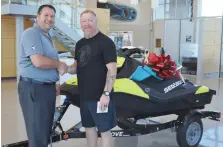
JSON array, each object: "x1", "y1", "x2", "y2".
[
  {"x1": 80, "y1": 9, "x2": 97, "y2": 17},
  {"x1": 80, "y1": 10, "x2": 98, "y2": 39}
]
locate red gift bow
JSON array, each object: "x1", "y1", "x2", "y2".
[{"x1": 142, "y1": 52, "x2": 179, "y2": 79}]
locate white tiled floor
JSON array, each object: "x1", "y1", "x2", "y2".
[{"x1": 1, "y1": 77, "x2": 223, "y2": 147}]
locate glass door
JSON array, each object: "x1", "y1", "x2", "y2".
[{"x1": 179, "y1": 18, "x2": 198, "y2": 76}]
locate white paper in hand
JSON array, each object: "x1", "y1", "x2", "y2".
[{"x1": 97, "y1": 101, "x2": 108, "y2": 113}]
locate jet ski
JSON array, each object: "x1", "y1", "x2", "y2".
[
  {"x1": 97, "y1": 1, "x2": 137, "y2": 21},
  {"x1": 60, "y1": 48, "x2": 216, "y2": 119}
]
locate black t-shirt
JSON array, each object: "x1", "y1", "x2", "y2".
[{"x1": 75, "y1": 31, "x2": 117, "y2": 101}]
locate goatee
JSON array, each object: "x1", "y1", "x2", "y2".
[{"x1": 84, "y1": 30, "x2": 92, "y2": 39}]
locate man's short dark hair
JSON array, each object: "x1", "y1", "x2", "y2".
[{"x1": 37, "y1": 4, "x2": 56, "y2": 14}]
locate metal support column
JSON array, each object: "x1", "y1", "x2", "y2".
[
  {"x1": 196, "y1": 19, "x2": 204, "y2": 81},
  {"x1": 175, "y1": 0, "x2": 177, "y2": 19},
  {"x1": 219, "y1": 17, "x2": 223, "y2": 78},
  {"x1": 195, "y1": 0, "x2": 204, "y2": 83},
  {"x1": 16, "y1": 16, "x2": 24, "y2": 84},
  {"x1": 178, "y1": 19, "x2": 182, "y2": 63},
  {"x1": 150, "y1": 2, "x2": 154, "y2": 51}
]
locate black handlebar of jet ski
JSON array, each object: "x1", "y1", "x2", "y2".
[{"x1": 118, "y1": 48, "x2": 144, "y2": 58}]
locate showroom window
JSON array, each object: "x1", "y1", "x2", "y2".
[
  {"x1": 153, "y1": 0, "x2": 169, "y2": 20},
  {"x1": 153, "y1": 0, "x2": 193, "y2": 20},
  {"x1": 201, "y1": 0, "x2": 223, "y2": 17}
]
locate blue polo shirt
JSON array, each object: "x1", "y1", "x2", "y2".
[{"x1": 18, "y1": 23, "x2": 59, "y2": 83}]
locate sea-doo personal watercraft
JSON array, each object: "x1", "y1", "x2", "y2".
[{"x1": 60, "y1": 48, "x2": 216, "y2": 119}]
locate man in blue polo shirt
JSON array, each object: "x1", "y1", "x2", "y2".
[{"x1": 18, "y1": 4, "x2": 67, "y2": 147}]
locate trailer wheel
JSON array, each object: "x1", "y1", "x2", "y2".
[{"x1": 176, "y1": 115, "x2": 203, "y2": 147}]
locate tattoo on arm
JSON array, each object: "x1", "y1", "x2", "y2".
[{"x1": 105, "y1": 69, "x2": 116, "y2": 92}]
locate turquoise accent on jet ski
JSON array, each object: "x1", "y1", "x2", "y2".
[
  {"x1": 143, "y1": 66, "x2": 163, "y2": 80},
  {"x1": 130, "y1": 66, "x2": 151, "y2": 81},
  {"x1": 130, "y1": 66, "x2": 163, "y2": 81}
]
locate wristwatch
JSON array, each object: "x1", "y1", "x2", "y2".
[{"x1": 103, "y1": 91, "x2": 110, "y2": 96}]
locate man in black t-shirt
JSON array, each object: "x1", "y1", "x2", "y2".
[{"x1": 67, "y1": 10, "x2": 117, "y2": 147}]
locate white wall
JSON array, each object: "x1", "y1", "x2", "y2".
[
  {"x1": 162, "y1": 19, "x2": 195, "y2": 62},
  {"x1": 164, "y1": 20, "x2": 180, "y2": 61},
  {"x1": 180, "y1": 20, "x2": 195, "y2": 44},
  {"x1": 202, "y1": 17, "x2": 222, "y2": 74},
  {"x1": 152, "y1": 19, "x2": 164, "y2": 51}
]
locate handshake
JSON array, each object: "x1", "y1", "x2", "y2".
[{"x1": 57, "y1": 61, "x2": 76, "y2": 76}]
